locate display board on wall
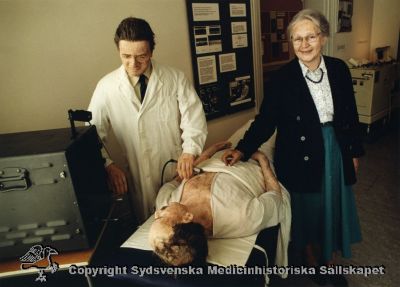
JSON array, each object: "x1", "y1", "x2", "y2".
[{"x1": 186, "y1": 0, "x2": 255, "y2": 120}]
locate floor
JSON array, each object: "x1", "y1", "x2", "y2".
[{"x1": 271, "y1": 115, "x2": 400, "y2": 287}]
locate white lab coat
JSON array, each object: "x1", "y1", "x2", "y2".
[{"x1": 88, "y1": 60, "x2": 207, "y2": 222}]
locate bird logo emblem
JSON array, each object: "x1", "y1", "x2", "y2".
[{"x1": 19, "y1": 244, "x2": 59, "y2": 282}]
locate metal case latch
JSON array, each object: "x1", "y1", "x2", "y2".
[{"x1": 0, "y1": 167, "x2": 30, "y2": 192}]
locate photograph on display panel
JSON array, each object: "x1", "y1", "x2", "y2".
[
  {"x1": 186, "y1": 0, "x2": 255, "y2": 120},
  {"x1": 338, "y1": 0, "x2": 353, "y2": 32}
]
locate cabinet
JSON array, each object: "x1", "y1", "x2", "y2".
[{"x1": 351, "y1": 64, "x2": 397, "y2": 125}]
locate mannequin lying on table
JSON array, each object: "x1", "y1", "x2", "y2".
[{"x1": 149, "y1": 140, "x2": 290, "y2": 267}]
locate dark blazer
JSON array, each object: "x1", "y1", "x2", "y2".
[{"x1": 237, "y1": 56, "x2": 365, "y2": 193}]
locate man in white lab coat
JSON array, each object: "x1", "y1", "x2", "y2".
[{"x1": 88, "y1": 17, "x2": 207, "y2": 222}]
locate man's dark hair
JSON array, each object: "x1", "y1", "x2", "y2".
[
  {"x1": 154, "y1": 222, "x2": 208, "y2": 266},
  {"x1": 114, "y1": 17, "x2": 155, "y2": 51}
]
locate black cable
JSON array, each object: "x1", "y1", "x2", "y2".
[{"x1": 161, "y1": 159, "x2": 177, "y2": 186}]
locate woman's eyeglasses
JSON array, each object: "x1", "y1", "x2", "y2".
[{"x1": 291, "y1": 33, "x2": 321, "y2": 46}]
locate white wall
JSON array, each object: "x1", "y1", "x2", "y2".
[
  {"x1": 332, "y1": 0, "x2": 374, "y2": 61},
  {"x1": 304, "y1": 0, "x2": 374, "y2": 60},
  {"x1": 370, "y1": 0, "x2": 400, "y2": 61},
  {"x1": 305, "y1": 0, "x2": 400, "y2": 63},
  {"x1": 0, "y1": 0, "x2": 256, "y2": 146},
  {"x1": 0, "y1": 0, "x2": 188, "y2": 133}
]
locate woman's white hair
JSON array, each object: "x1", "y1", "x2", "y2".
[{"x1": 287, "y1": 9, "x2": 330, "y2": 39}]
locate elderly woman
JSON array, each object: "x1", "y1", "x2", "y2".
[{"x1": 222, "y1": 9, "x2": 364, "y2": 286}]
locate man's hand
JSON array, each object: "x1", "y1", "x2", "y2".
[
  {"x1": 221, "y1": 149, "x2": 243, "y2": 166},
  {"x1": 195, "y1": 141, "x2": 232, "y2": 165},
  {"x1": 251, "y1": 151, "x2": 280, "y2": 193},
  {"x1": 203, "y1": 141, "x2": 232, "y2": 158},
  {"x1": 177, "y1": 153, "x2": 195, "y2": 180},
  {"x1": 105, "y1": 163, "x2": 128, "y2": 196},
  {"x1": 251, "y1": 150, "x2": 265, "y2": 162},
  {"x1": 353, "y1": 158, "x2": 359, "y2": 173}
]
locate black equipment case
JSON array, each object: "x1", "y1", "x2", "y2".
[{"x1": 0, "y1": 126, "x2": 112, "y2": 260}]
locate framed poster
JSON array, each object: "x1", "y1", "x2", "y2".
[
  {"x1": 337, "y1": 0, "x2": 353, "y2": 32},
  {"x1": 186, "y1": 0, "x2": 255, "y2": 120}
]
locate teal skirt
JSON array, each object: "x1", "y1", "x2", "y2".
[{"x1": 291, "y1": 125, "x2": 362, "y2": 263}]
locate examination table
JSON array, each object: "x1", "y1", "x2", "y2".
[{"x1": 90, "y1": 120, "x2": 288, "y2": 287}]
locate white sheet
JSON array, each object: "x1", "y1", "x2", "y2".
[
  {"x1": 121, "y1": 215, "x2": 258, "y2": 267},
  {"x1": 197, "y1": 157, "x2": 291, "y2": 272}
]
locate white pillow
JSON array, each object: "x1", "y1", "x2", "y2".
[{"x1": 227, "y1": 120, "x2": 276, "y2": 161}]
